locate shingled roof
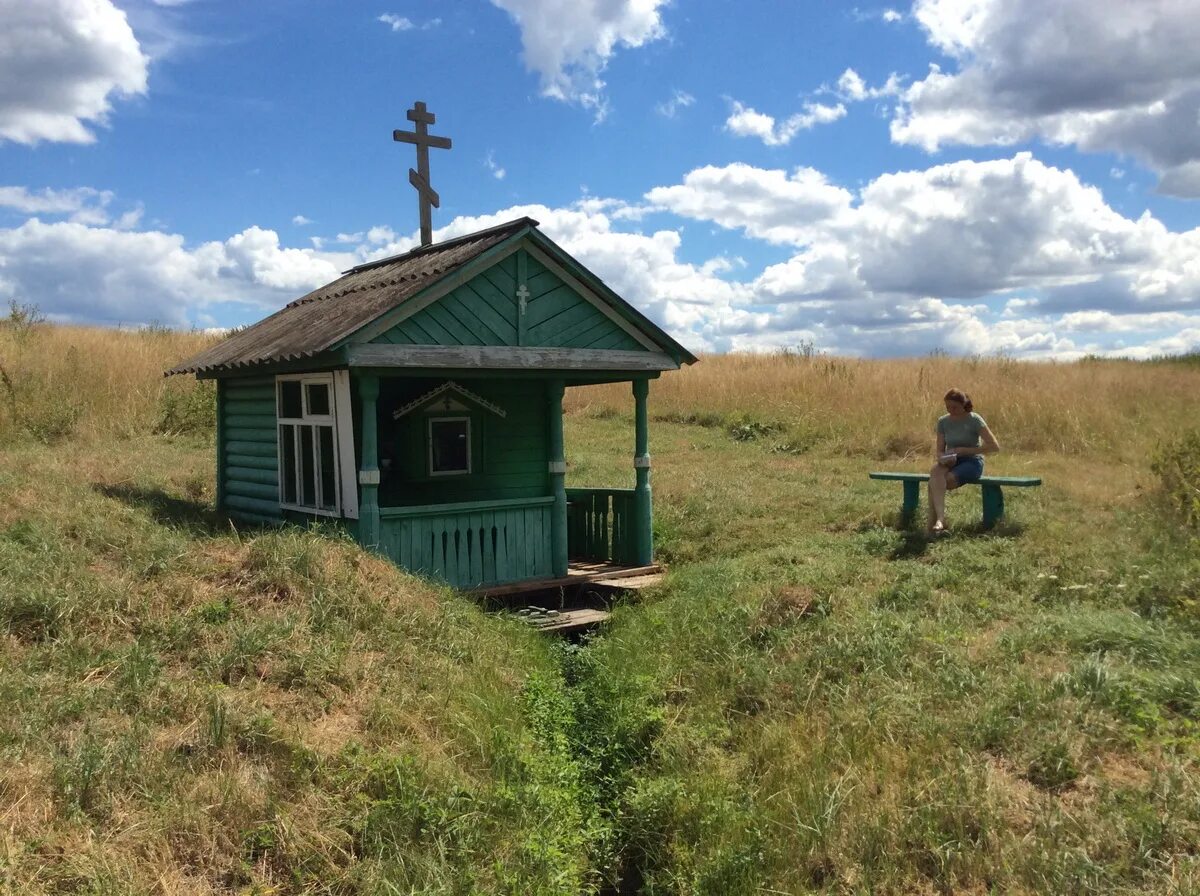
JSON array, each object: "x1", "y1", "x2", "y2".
[{"x1": 167, "y1": 217, "x2": 536, "y2": 376}]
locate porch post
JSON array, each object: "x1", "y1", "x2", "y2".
[
  {"x1": 633, "y1": 378, "x2": 653, "y2": 565},
  {"x1": 357, "y1": 373, "x2": 381, "y2": 551},
  {"x1": 548, "y1": 378, "x2": 569, "y2": 577}
]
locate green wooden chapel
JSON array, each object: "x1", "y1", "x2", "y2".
[{"x1": 168, "y1": 216, "x2": 697, "y2": 590}]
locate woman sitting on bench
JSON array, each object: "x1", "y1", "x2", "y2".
[{"x1": 929, "y1": 388, "x2": 1001, "y2": 535}]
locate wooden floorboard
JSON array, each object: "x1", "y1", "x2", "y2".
[
  {"x1": 468, "y1": 562, "x2": 661, "y2": 597},
  {"x1": 531, "y1": 608, "x2": 611, "y2": 633},
  {"x1": 590, "y1": 572, "x2": 663, "y2": 590}
]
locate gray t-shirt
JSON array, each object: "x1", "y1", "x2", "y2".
[{"x1": 937, "y1": 411, "x2": 987, "y2": 449}]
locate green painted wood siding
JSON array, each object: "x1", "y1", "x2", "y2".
[
  {"x1": 218, "y1": 376, "x2": 280, "y2": 523},
  {"x1": 378, "y1": 377, "x2": 548, "y2": 506},
  {"x1": 566, "y1": 487, "x2": 639, "y2": 565},
  {"x1": 377, "y1": 497, "x2": 554, "y2": 588},
  {"x1": 370, "y1": 250, "x2": 646, "y2": 351}
]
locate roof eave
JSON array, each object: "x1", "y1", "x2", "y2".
[{"x1": 342, "y1": 216, "x2": 541, "y2": 276}]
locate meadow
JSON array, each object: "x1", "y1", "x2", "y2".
[{"x1": 2, "y1": 314, "x2": 1198, "y2": 894}]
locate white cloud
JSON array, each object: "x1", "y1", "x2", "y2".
[
  {"x1": 724, "y1": 100, "x2": 846, "y2": 146},
  {"x1": 377, "y1": 13, "x2": 441, "y2": 31},
  {"x1": 488, "y1": 0, "x2": 669, "y2": 117},
  {"x1": 485, "y1": 151, "x2": 507, "y2": 180},
  {"x1": 891, "y1": 0, "x2": 1200, "y2": 197},
  {"x1": 1095, "y1": 328, "x2": 1200, "y2": 359},
  {"x1": 642, "y1": 153, "x2": 1200, "y2": 356},
  {"x1": 0, "y1": 184, "x2": 145, "y2": 228},
  {"x1": 0, "y1": 218, "x2": 345, "y2": 326},
  {"x1": 835, "y1": 153, "x2": 1159, "y2": 300},
  {"x1": 0, "y1": 186, "x2": 112, "y2": 220},
  {"x1": 652, "y1": 153, "x2": 1184, "y2": 304},
  {"x1": 377, "y1": 14, "x2": 414, "y2": 31},
  {"x1": 113, "y1": 204, "x2": 144, "y2": 230},
  {"x1": 0, "y1": 0, "x2": 149, "y2": 145},
  {"x1": 292, "y1": 214, "x2": 313, "y2": 226},
  {"x1": 645, "y1": 163, "x2": 853, "y2": 245},
  {"x1": 1056, "y1": 309, "x2": 1200, "y2": 333},
  {"x1": 882, "y1": 8, "x2": 903, "y2": 23},
  {"x1": 836, "y1": 68, "x2": 904, "y2": 102},
  {"x1": 220, "y1": 226, "x2": 339, "y2": 291},
  {"x1": 655, "y1": 89, "x2": 695, "y2": 118},
  {"x1": 365, "y1": 225, "x2": 397, "y2": 245}
]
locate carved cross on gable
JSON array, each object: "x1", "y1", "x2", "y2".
[{"x1": 393, "y1": 101, "x2": 452, "y2": 246}]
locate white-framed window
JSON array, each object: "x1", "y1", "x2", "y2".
[
  {"x1": 277, "y1": 374, "x2": 342, "y2": 515},
  {"x1": 428, "y1": 416, "x2": 471, "y2": 476}
]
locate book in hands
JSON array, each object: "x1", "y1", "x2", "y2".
[{"x1": 939, "y1": 453, "x2": 957, "y2": 465}]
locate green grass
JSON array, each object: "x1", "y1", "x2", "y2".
[
  {"x1": 0, "y1": 439, "x2": 600, "y2": 894},
  {"x1": 2, "y1": 401, "x2": 1199, "y2": 893},
  {"x1": 560, "y1": 415, "x2": 1200, "y2": 895}
]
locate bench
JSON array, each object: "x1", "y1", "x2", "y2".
[{"x1": 869, "y1": 471, "x2": 1042, "y2": 529}]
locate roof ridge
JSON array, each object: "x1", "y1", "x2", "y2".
[{"x1": 343, "y1": 215, "x2": 538, "y2": 275}]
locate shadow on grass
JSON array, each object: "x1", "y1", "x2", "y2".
[
  {"x1": 95, "y1": 483, "x2": 229, "y2": 535},
  {"x1": 889, "y1": 531, "x2": 930, "y2": 559},
  {"x1": 882, "y1": 517, "x2": 1028, "y2": 560},
  {"x1": 955, "y1": 519, "x2": 1028, "y2": 540}
]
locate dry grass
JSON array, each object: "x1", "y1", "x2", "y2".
[
  {"x1": 0, "y1": 321, "x2": 216, "y2": 443},
  {"x1": 567, "y1": 351, "x2": 1200, "y2": 462},
  {"x1": 3, "y1": 322, "x2": 1200, "y2": 893},
  {"x1": 4, "y1": 321, "x2": 1199, "y2": 463}
]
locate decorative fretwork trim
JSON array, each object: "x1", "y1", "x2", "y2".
[{"x1": 392, "y1": 380, "x2": 507, "y2": 419}]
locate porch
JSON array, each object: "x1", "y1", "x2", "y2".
[
  {"x1": 370, "y1": 488, "x2": 656, "y2": 591},
  {"x1": 354, "y1": 370, "x2": 656, "y2": 591}
]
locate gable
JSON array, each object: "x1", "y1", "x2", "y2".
[
  {"x1": 392, "y1": 380, "x2": 508, "y2": 419},
  {"x1": 369, "y1": 247, "x2": 648, "y2": 352}
]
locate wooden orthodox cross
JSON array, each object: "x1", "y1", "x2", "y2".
[{"x1": 393, "y1": 101, "x2": 452, "y2": 246}]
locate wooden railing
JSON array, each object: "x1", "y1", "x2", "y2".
[
  {"x1": 566, "y1": 488, "x2": 638, "y2": 566},
  {"x1": 378, "y1": 497, "x2": 554, "y2": 589}
]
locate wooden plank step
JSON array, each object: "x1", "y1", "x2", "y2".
[
  {"x1": 590, "y1": 573, "x2": 663, "y2": 590},
  {"x1": 516, "y1": 607, "x2": 611, "y2": 634},
  {"x1": 469, "y1": 564, "x2": 662, "y2": 597},
  {"x1": 573, "y1": 564, "x2": 661, "y2": 581}
]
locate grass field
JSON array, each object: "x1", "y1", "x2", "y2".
[{"x1": 2, "y1": 318, "x2": 1199, "y2": 894}]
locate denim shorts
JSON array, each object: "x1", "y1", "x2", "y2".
[{"x1": 949, "y1": 455, "x2": 984, "y2": 485}]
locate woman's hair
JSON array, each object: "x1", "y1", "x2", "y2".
[{"x1": 944, "y1": 388, "x2": 973, "y2": 412}]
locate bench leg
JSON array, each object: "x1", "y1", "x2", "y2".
[
  {"x1": 901, "y1": 480, "x2": 921, "y2": 525},
  {"x1": 981, "y1": 483, "x2": 1004, "y2": 529}
]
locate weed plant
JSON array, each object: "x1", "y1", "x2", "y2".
[{"x1": 1152, "y1": 430, "x2": 1200, "y2": 532}]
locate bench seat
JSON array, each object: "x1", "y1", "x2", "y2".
[{"x1": 869, "y1": 471, "x2": 1042, "y2": 528}]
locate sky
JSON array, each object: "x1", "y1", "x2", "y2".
[{"x1": 3, "y1": 0, "x2": 1200, "y2": 359}]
